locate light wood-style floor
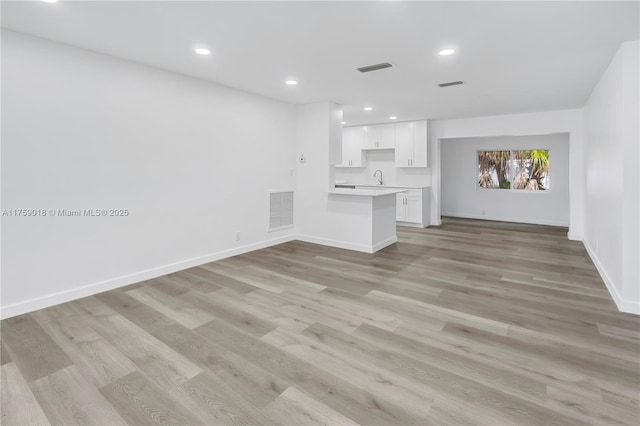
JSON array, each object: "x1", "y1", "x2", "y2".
[{"x1": 2, "y1": 218, "x2": 639, "y2": 425}]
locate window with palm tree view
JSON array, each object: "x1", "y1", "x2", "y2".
[{"x1": 478, "y1": 150, "x2": 550, "y2": 191}]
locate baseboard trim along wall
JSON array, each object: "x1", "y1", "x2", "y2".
[
  {"x1": 296, "y1": 234, "x2": 380, "y2": 254},
  {"x1": 567, "y1": 232, "x2": 584, "y2": 241},
  {"x1": 9, "y1": 232, "x2": 632, "y2": 318},
  {"x1": 584, "y1": 241, "x2": 640, "y2": 315},
  {"x1": 371, "y1": 236, "x2": 398, "y2": 253},
  {"x1": 0, "y1": 234, "x2": 295, "y2": 320},
  {"x1": 442, "y1": 212, "x2": 569, "y2": 227}
]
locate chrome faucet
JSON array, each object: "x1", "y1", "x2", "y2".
[{"x1": 373, "y1": 169, "x2": 383, "y2": 185}]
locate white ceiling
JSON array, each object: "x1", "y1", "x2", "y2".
[{"x1": 2, "y1": 1, "x2": 638, "y2": 125}]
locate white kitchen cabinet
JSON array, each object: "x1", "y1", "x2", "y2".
[
  {"x1": 395, "y1": 120, "x2": 427, "y2": 167},
  {"x1": 405, "y1": 192, "x2": 423, "y2": 223},
  {"x1": 363, "y1": 123, "x2": 395, "y2": 149},
  {"x1": 395, "y1": 193, "x2": 406, "y2": 221},
  {"x1": 338, "y1": 126, "x2": 365, "y2": 167},
  {"x1": 395, "y1": 188, "x2": 430, "y2": 227}
]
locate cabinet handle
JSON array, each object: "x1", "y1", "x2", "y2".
[{"x1": 408, "y1": 159, "x2": 410, "y2": 166}]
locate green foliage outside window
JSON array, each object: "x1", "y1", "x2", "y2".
[{"x1": 478, "y1": 150, "x2": 550, "y2": 191}]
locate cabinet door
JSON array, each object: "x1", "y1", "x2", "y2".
[
  {"x1": 395, "y1": 122, "x2": 413, "y2": 166},
  {"x1": 340, "y1": 127, "x2": 352, "y2": 166},
  {"x1": 396, "y1": 194, "x2": 406, "y2": 221},
  {"x1": 411, "y1": 121, "x2": 428, "y2": 167},
  {"x1": 377, "y1": 123, "x2": 396, "y2": 148},
  {"x1": 342, "y1": 127, "x2": 363, "y2": 166},
  {"x1": 405, "y1": 191, "x2": 423, "y2": 223},
  {"x1": 361, "y1": 126, "x2": 376, "y2": 149}
]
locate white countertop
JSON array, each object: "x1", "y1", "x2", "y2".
[{"x1": 328, "y1": 188, "x2": 407, "y2": 197}]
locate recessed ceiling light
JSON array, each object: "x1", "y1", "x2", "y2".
[
  {"x1": 364, "y1": 107, "x2": 373, "y2": 111},
  {"x1": 389, "y1": 116, "x2": 397, "y2": 120},
  {"x1": 439, "y1": 49, "x2": 455, "y2": 56},
  {"x1": 342, "y1": 121, "x2": 346, "y2": 125},
  {"x1": 41, "y1": 0, "x2": 58, "y2": 3},
  {"x1": 194, "y1": 48, "x2": 211, "y2": 55},
  {"x1": 285, "y1": 80, "x2": 298, "y2": 85}
]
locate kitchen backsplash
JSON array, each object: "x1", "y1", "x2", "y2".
[{"x1": 334, "y1": 150, "x2": 431, "y2": 186}]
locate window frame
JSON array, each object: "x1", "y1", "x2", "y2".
[{"x1": 476, "y1": 149, "x2": 551, "y2": 193}]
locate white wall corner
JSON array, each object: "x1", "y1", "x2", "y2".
[{"x1": 584, "y1": 241, "x2": 640, "y2": 315}]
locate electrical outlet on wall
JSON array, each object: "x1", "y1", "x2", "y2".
[{"x1": 299, "y1": 154, "x2": 305, "y2": 163}]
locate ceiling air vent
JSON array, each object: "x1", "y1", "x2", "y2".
[
  {"x1": 438, "y1": 81, "x2": 464, "y2": 87},
  {"x1": 357, "y1": 62, "x2": 394, "y2": 73}
]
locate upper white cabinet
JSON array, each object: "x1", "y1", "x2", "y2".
[
  {"x1": 363, "y1": 123, "x2": 396, "y2": 149},
  {"x1": 338, "y1": 126, "x2": 365, "y2": 167},
  {"x1": 395, "y1": 120, "x2": 427, "y2": 167}
]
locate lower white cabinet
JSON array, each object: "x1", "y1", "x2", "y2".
[
  {"x1": 356, "y1": 185, "x2": 430, "y2": 227},
  {"x1": 395, "y1": 188, "x2": 430, "y2": 227}
]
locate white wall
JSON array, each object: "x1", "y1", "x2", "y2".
[
  {"x1": 583, "y1": 40, "x2": 639, "y2": 314},
  {"x1": 430, "y1": 109, "x2": 584, "y2": 237},
  {"x1": 1, "y1": 30, "x2": 296, "y2": 318},
  {"x1": 441, "y1": 134, "x2": 570, "y2": 226}
]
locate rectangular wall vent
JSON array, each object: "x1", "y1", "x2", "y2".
[
  {"x1": 269, "y1": 191, "x2": 294, "y2": 231},
  {"x1": 357, "y1": 62, "x2": 394, "y2": 73},
  {"x1": 438, "y1": 80, "x2": 464, "y2": 87}
]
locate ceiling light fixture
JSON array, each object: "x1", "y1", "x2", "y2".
[
  {"x1": 364, "y1": 107, "x2": 373, "y2": 111},
  {"x1": 285, "y1": 80, "x2": 298, "y2": 85},
  {"x1": 41, "y1": 0, "x2": 58, "y2": 3},
  {"x1": 342, "y1": 121, "x2": 346, "y2": 125},
  {"x1": 389, "y1": 116, "x2": 397, "y2": 120},
  {"x1": 439, "y1": 49, "x2": 455, "y2": 56},
  {"x1": 194, "y1": 48, "x2": 211, "y2": 55}
]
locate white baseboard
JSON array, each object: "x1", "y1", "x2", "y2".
[
  {"x1": 584, "y1": 241, "x2": 640, "y2": 315},
  {"x1": 9, "y1": 229, "x2": 634, "y2": 320},
  {"x1": 296, "y1": 234, "x2": 375, "y2": 253},
  {"x1": 397, "y1": 221, "x2": 427, "y2": 228},
  {"x1": 567, "y1": 232, "x2": 583, "y2": 241},
  {"x1": 0, "y1": 234, "x2": 295, "y2": 320},
  {"x1": 372, "y1": 236, "x2": 398, "y2": 252},
  {"x1": 442, "y1": 212, "x2": 569, "y2": 228}
]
